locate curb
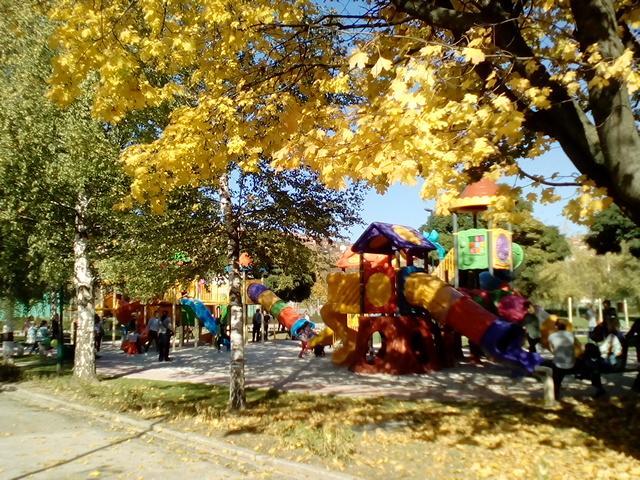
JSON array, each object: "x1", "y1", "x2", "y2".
[{"x1": 10, "y1": 386, "x2": 360, "y2": 480}]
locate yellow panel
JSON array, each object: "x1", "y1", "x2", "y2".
[
  {"x1": 404, "y1": 273, "x2": 464, "y2": 322},
  {"x1": 326, "y1": 272, "x2": 360, "y2": 313},
  {"x1": 257, "y1": 290, "x2": 280, "y2": 311},
  {"x1": 490, "y1": 228, "x2": 513, "y2": 270},
  {"x1": 365, "y1": 272, "x2": 392, "y2": 307}
]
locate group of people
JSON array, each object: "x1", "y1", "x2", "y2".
[
  {"x1": 251, "y1": 309, "x2": 273, "y2": 342},
  {"x1": 532, "y1": 299, "x2": 639, "y2": 400},
  {"x1": 119, "y1": 311, "x2": 174, "y2": 361},
  {"x1": 23, "y1": 316, "x2": 57, "y2": 354}
]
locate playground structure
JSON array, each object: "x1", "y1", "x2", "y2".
[
  {"x1": 242, "y1": 178, "x2": 541, "y2": 375},
  {"x1": 314, "y1": 221, "x2": 539, "y2": 374},
  {"x1": 434, "y1": 178, "x2": 525, "y2": 286},
  {"x1": 97, "y1": 279, "x2": 230, "y2": 348}
]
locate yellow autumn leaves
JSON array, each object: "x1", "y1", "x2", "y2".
[{"x1": 46, "y1": 0, "x2": 637, "y2": 223}]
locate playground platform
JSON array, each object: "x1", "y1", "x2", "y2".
[{"x1": 96, "y1": 340, "x2": 639, "y2": 403}]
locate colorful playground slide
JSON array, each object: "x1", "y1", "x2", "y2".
[
  {"x1": 401, "y1": 267, "x2": 540, "y2": 372},
  {"x1": 316, "y1": 304, "x2": 356, "y2": 365},
  {"x1": 180, "y1": 298, "x2": 219, "y2": 335},
  {"x1": 247, "y1": 284, "x2": 312, "y2": 337}
]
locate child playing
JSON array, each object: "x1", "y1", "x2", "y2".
[{"x1": 297, "y1": 323, "x2": 315, "y2": 358}]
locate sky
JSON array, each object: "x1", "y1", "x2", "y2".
[{"x1": 346, "y1": 146, "x2": 587, "y2": 242}]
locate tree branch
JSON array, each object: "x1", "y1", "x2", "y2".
[{"x1": 516, "y1": 166, "x2": 580, "y2": 187}]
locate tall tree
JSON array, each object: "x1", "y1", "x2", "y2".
[
  {"x1": 538, "y1": 243, "x2": 640, "y2": 310},
  {"x1": 0, "y1": 1, "x2": 126, "y2": 379},
  {"x1": 585, "y1": 204, "x2": 640, "y2": 258},
  {"x1": 47, "y1": 0, "x2": 640, "y2": 226}
]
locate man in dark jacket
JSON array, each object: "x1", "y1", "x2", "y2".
[{"x1": 252, "y1": 309, "x2": 262, "y2": 343}]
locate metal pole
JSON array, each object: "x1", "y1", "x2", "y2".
[
  {"x1": 568, "y1": 297, "x2": 573, "y2": 325},
  {"x1": 453, "y1": 213, "x2": 459, "y2": 288},
  {"x1": 112, "y1": 289, "x2": 117, "y2": 345}
]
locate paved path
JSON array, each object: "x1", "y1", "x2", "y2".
[
  {"x1": 97, "y1": 340, "x2": 639, "y2": 402},
  {"x1": 0, "y1": 387, "x2": 357, "y2": 480}
]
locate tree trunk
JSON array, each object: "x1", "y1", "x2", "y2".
[
  {"x1": 2, "y1": 297, "x2": 15, "y2": 364},
  {"x1": 220, "y1": 173, "x2": 245, "y2": 410},
  {"x1": 392, "y1": 0, "x2": 640, "y2": 224},
  {"x1": 72, "y1": 192, "x2": 96, "y2": 381},
  {"x1": 569, "y1": 0, "x2": 640, "y2": 223}
]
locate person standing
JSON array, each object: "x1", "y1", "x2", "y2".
[
  {"x1": 93, "y1": 314, "x2": 104, "y2": 352},
  {"x1": 157, "y1": 311, "x2": 172, "y2": 362},
  {"x1": 546, "y1": 320, "x2": 605, "y2": 400},
  {"x1": 145, "y1": 312, "x2": 160, "y2": 352},
  {"x1": 602, "y1": 300, "x2": 618, "y2": 326},
  {"x1": 522, "y1": 302, "x2": 541, "y2": 353},
  {"x1": 262, "y1": 311, "x2": 270, "y2": 342},
  {"x1": 252, "y1": 309, "x2": 262, "y2": 343},
  {"x1": 51, "y1": 314, "x2": 61, "y2": 340}
]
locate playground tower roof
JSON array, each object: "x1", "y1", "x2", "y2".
[
  {"x1": 449, "y1": 178, "x2": 500, "y2": 213},
  {"x1": 352, "y1": 222, "x2": 436, "y2": 255}
]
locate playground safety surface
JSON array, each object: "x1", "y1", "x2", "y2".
[{"x1": 97, "y1": 340, "x2": 639, "y2": 402}]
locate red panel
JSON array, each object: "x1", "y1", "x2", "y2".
[
  {"x1": 444, "y1": 296, "x2": 496, "y2": 344},
  {"x1": 351, "y1": 316, "x2": 441, "y2": 374}
]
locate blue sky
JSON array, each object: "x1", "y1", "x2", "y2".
[{"x1": 347, "y1": 147, "x2": 586, "y2": 242}]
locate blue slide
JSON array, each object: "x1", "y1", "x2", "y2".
[{"x1": 180, "y1": 298, "x2": 219, "y2": 335}]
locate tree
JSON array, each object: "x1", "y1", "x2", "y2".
[
  {"x1": 585, "y1": 204, "x2": 640, "y2": 258},
  {"x1": 537, "y1": 243, "x2": 640, "y2": 310},
  {"x1": 47, "y1": 1, "x2": 640, "y2": 226},
  {"x1": 98, "y1": 163, "x2": 363, "y2": 409},
  {"x1": 0, "y1": 1, "x2": 128, "y2": 379},
  {"x1": 211, "y1": 164, "x2": 363, "y2": 409}
]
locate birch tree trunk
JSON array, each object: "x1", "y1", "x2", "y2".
[
  {"x1": 2, "y1": 297, "x2": 15, "y2": 364},
  {"x1": 220, "y1": 172, "x2": 245, "y2": 410},
  {"x1": 72, "y1": 192, "x2": 96, "y2": 381}
]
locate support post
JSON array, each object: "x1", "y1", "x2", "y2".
[
  {"x1": 359, "y1": 252, "x2": 365, "y2": 314},
  {"x1": 487, "y1": 219, "x2": 494, "y2": 277},
  {"x1": 535, "y1": 365, "x2": 556, "y2": 408},
  {"x1": 171, "y1": 302, "x2": 177, "y2": 352},
  {"x1": 57, "y1": 287, "x2": 64, "y2": 374},
  {"x1": 597, "y1": 298, "x2": 603, "y2": 324},
  {"x1": 568, "y1": 297, "x2": 573, "y2": 325},
  {"x1": 623, "y1": 299, "x2": 629, "y2": 329},
  {"x1": 452, "y1": 213, "x2": 459, "y2": 288}
]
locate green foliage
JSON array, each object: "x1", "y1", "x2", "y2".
[
  {"x1": 537, "y1": 243, "x2": 640, "y2": 310},
  {"x1": 0, "y1": 1, "x2": 125, "y2": 296},
  {"x1": 585, "y1": 204, "x2": 640, "y2": 258},
  {"x1": 511, "y1": 214, "x2": 570, "y2": 297},
  {"x1": 99, "y1": 164, "x2": 363, "y2": 302}
]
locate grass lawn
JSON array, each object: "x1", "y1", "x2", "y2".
[{"x1": 3, "y1": 357, "x2": 640, "y2": 479}]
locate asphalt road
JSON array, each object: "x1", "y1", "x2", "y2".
[{"x1": 0, "y1": 387, "x2": 353, "y2": 480}]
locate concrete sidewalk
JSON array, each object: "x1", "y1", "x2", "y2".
[
  {"x1": 97, "y1": 340, "x2": 639, "y2": 402},
  {"x1": 0, "y1": 386, "x2": 358, "y2": 480}
]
